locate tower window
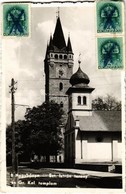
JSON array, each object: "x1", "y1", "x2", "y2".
[
  {"x1": 64, "y1": 55, "x2": 67, "y2": 59},
  {"x1": 83, "y1": 96, "x2": 87, "y2": 105},
  {"x1": 59, "y1": 82, "x2": 63, "y2": 91},
  {"x1": 60, "y1": 101, "x2": 64, "y2": 108},
  {"x1": 69, "y1": 55, "x2": 71, "y2": 59},
  {"x1": 55, "y1": 54, "x2": 58, "y2": 59},
  {"x1": 50, "y1": 53, "x2": 53, "y2": 58},
  {"x1": 77, "y1": 96, "x2": 81, "y2": 105},
  {"x1": 59, "y1": 55, "x2": 62, "y2": 59}
]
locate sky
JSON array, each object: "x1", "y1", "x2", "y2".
[{"x1": 3, "y1": 4, "x2": 122, "y2": 124}]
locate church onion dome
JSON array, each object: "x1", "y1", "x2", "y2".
[{"x1": 70, "y1": 66, "x2": 90, "y2": 87}]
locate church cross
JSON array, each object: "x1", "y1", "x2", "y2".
[
  {"x1": 56, "y1": 7, "x2": 60, "y2": 18},
  {"x1": 78, "y1": 53, "x2": 81, "y2": 67}
]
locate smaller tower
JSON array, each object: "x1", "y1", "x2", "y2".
[
  {"x1": 66, "y1": 62, "x2": 95, "y2": 117},
  {"x1": 65, "y1": 61, "x2": 95, "y2": 163}
]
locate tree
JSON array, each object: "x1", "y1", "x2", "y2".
[
  {"x1": 6, "y1": 120, "x2": 28, "y2": 165},
  {"x1": 92, "y1": 97, "x2": 105, "y2": 110},
  {"x1": 24, "y1": 100, "x2": 64, "y2": 162},
  {"x1": 104, "y1": 94, "x2": 121, "y2": 111},
  {"x1": 6, "y1": 101, "x2": 64, "y2": 164},
  {"x1": 92, "y1": 95, "x2": 121, "y2": 111}
]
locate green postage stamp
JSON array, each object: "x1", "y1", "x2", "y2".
[
  {"x1": 3, "y1": 3, "x2": 29, "y2": 37},
  {"x1": 96, "y1": 1, "x2": 123, "y2": 33},
  {"x1": 97, "y1": 37, "x2": 123, "y2": 69}
]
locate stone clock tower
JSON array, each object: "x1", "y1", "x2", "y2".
[{"x1": 44, "y1": 16, "x2": 74, "y2": 116}]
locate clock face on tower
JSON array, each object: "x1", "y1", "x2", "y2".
[
  {"x1": 59, "y1": 70, "x2": 64, "y2": 76},
  {"x1": 56, "y1": 66, "x2": 66, "y2": 78}
]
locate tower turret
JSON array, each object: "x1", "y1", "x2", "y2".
[
  {"x1": 67, "y1": 36, "x2": 73, "y2": 54},
  {"x1": 66, "y1": 61, "x2": 95, "y2": 116},
  {"x1": 48, "y1": 35, "x2": 53, "y2": 51}
]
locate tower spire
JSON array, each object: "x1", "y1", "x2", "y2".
[
  {"x1": 48, "y1": 34, "x2": 53, "y2": 50},
  {"x1": 53, "y1": 15, "x2": 66, "y2": 50},
  {"x1": 67, "y1": 34, "x2": 73, "y2": 53}
]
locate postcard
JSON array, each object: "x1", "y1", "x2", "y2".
[{"x1": 0, "y1": 0, "x2": 125, "y2": 193}]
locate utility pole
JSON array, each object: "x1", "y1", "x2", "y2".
[{"x1": 9, "y1": 78, "x2": 17, "y2": 187}]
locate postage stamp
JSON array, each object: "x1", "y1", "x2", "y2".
[
  {"x1": 96, "y1": 1, "x2": 123, "y2": 33},
  {"x1": 97, "y1": 37, "x2": 123, "y2": 69},
  {"x1": 3, "y1": 3, "x2": 29, "y2": 37}
]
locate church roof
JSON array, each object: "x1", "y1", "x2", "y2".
[
  {"x1": 48, "y1": 35, "x2": 53, "y2": 50},
  {"x1": 67, "y1": 36, "x2": 73, "y2": 53},
  {"x1": 76, "y1": 111, "x2": 121, "y2": 132},
  {"x1": 53, "y1": 17, "x2": 66, "y2": 50},
  {"x1": 70, "y1": 66, "x2": 90, "y2": 86}
]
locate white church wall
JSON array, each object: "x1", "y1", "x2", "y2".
[
  {"x1": 72, "y1": 93, "x2": 92, "y2": 110},
  {"x1": 86, "y1": 142, "x2": 112, "y2": 162},
  {"x1": 75, "y1": 129, "x2": 81, "y2": 160},
  {"x1": 74, "y1": 133, "x2": 122, "y2": 163},
  {"x1": 116, "y1": 142, "x2": 122, "y2": 162},
  {"x1": 74, "y1": 111, "x2": 92, "y2": 116}
]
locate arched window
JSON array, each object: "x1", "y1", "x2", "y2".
[
  {"x1": 60, "y1": 101, "x2": 63, "y2": 108},
  {"x1": 59, "y1": 82, "x2": 63, "y2": 91},
  {"x1": 64, "y1": 55, "x2": 67, "y2": 59},
  {"x1": 59, "y1": 55, "x2": 62, "y2": 59},
  {"x1": 78, "y1": 96, "x2": 81, "y2": 105},
  {"x1": 83, "y1": 96, "x2": 87, "y2": 105},
  {"x1": 50, "y1": 53, "x2": 53, "y2": 58},
  {"x1": 55, "y1": 54, "x2": 58, "y2": 59}
]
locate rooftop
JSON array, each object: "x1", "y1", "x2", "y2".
[
  {"x1": 76, "y1": 111, "x2": 121, "y2": 132},
  {"x1": 70, "y1": 66, "x2": 90, "y2": 87}
]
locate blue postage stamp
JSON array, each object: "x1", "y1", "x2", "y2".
[
  {"x1": 97, "y1": 1, "x2": 123, "y2": 33},
  {"x1": 97, "y1": 37, "x2": 123, "y2": 69},
  {"x1": 3, "y1": 3, "x2": 29, "y2": 37}
]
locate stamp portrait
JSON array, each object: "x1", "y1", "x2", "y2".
[
  {"x1": 3, "y1": 3, "x2": 29, "y2": 37},
  {"x1": 97, "y1": 37, "x2": 123, "y2": 69},
  {"x1": 96, "y1": 1, "x2": 123, "y2": 33}
]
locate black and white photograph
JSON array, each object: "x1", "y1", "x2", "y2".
[{"x1": 2, "y1": 2, "x2": 125, "y2": 190}]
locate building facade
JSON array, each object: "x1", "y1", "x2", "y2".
[{"x1": 65, "y1": 62, "x2": 122, "y2": 164}]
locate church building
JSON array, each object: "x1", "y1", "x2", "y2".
[
  {"x1": 65, "y1": 61, "x2": 122, "y2": 164},
  {"x1": 44, "y1": 13, "x2": 122, "y2": 165}
]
